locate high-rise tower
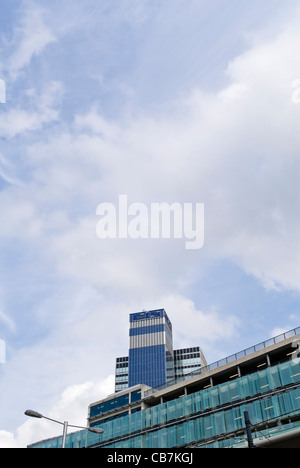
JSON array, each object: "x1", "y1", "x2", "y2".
[
  {"x1": 115, "y1": 309, "x2": 207, "y2": 392},
  {"x1": 128, "y1": 309, "x2": 174, "y2": 388}
]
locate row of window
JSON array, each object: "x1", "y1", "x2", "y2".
[
  {"x1": 35, "y1": 383, "x2": 300, "y2": 448},
  {"x1": 116, "y1": 352, "x2": 201, "y2": 368},
  {"x1": 102, "y1": 392, "x2": 300, "y2": 448},
  {"x1": 115, "y1": 366, "x2": 129, "y2": 374},
  {"x1": 116, "y1": 363, "x2": 129, "y2": 369},
  {"x1": 32, "y1": 358, "x2": 300, "y2": 448},
  {"x1": 90, "y1": 389, "x2": 142, "y2": 418},
  {"x1": 174, "y1": 347, "x2": 200, "y2": 355},
  {"x1": 91, "y1": 358, "x2": 300, "y2": 437},
  {"x1": 116, "y1": 356, "x2": 129, "y2": 363},
  {"x1": 175, "y1": 357, "x2": 201, "y2": 366},
  {"x1": 115, "y1": 383, "x2": 128, "y2": 391},
  {"x1": 176, "y1": 367, "x2": 201, "y2": 376},
  {"x1": 115, "y1": 375, "x2": 128, "y2": 383},
  {"x1": 116, "y1": 363, "x2": 200, "y2": 378}
]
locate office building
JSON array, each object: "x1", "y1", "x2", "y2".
[
  {"x1": 115, "y1": 347, "x2": 205, "y2": 392},
  {"x1": 128, "y1": 309, "x2": 175, "y2": 389},
  {"x1": 28, "y1": 324, "x2": 300, "y2": 448},
  {"x1": 115, "y1": 309, "x2": 206, "y2": 392},
  {"x1": 115, "y1": 356, "x2": 129, "y2": 392},
  {"x1": 174, "y1": 347, "x2": 206, "y2": 378}
]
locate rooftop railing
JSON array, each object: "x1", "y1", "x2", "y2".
[{"x1": 144, "y1": 326, "x2": 300, "y2": 397}]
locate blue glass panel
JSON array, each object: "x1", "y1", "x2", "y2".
[
  {"x1": 129, "y1": 344, "x2": 167, "y2": 388},
  {"x1": 129, "y1": 324, "x2": 165, "y2": 336},
  {"x1": 131, "y1": 389, "x2": 142, "y2": 403}
]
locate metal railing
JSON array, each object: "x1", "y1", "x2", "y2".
[{"x1": 144, "y1": 326, "x2": 300, "y2": 397}]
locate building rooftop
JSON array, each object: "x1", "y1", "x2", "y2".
[{"x1": 144, "y1": 325, "x2": 300, "y2": 398}]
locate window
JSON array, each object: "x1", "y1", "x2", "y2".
[{"x1": 131, "y1": 389, "x2": 142, "y2": 403}]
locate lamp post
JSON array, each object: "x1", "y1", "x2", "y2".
[
  {"x1": 25, "y1": 410, "x2": 103, "y2": 448},
  {"x1": 244, "y1": 411, "x2": 256, "y2": 449}
]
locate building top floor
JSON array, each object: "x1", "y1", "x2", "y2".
[{"x1": 129, "y1": 309, "x2": 172, "y2": 331}]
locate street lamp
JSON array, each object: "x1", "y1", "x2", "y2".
[
  {"x1": 244, "y1": 411, "x2": 256, "y2": 449},
  {"x1": 25, "y1": 409, "x2": 103, "y2": 448}
]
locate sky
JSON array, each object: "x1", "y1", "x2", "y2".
[{"x1": 0, "y1": 0, "x2": 300, "y2": 448}]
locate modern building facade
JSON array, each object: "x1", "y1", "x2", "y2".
[
  {"x1": 128, "y1": 309, "x2": 175, "y2": 389},
  {"x1": 115, "y1": 356, "x2": 129, "y2": 392},
  {"x1": 29, "y1": 324, "x2": 300, "y2": 448},
  {"x1": 115, "y1": 347, "x2": 205, "y2": 392},
  {"x1": 115, "y1": 309, "x2": 206, "y2": 392},
  {"x1": 174, "y1": 347, "x2": 206, "y2": 378}
]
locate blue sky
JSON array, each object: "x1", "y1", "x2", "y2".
[{"x1": 0, "y1": 0, "x2": 300, "y2": 447}]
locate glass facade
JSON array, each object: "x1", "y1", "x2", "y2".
[
  {"x1": 90, "y1": 393, "x2": 130, "y2": 419},
  {"x1": 115, "y1": 356, "x2": 129, "y2": 392},
  {"x1": 89, "y1": 387, "x2": 143, "y2": 421},
  {"x1": 115, "y1": 309, "x2": 205, "y2": 392},
  {"x1": 129, "y1": 345, "x2": 167, "y2": 388},
  {"x1": 174, "y1": 348, "x2": 202, "y2": 377},
  {"x1": 30, "y1": 357, "x2": 300, "y2": 449},
  {"x1": 128, "y1": 309, "x2": 175, "y2": 389}
]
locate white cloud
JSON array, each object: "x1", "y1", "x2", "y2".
[
  {"x1": 0, "y1": 81, "x2": 63, "y2": 138},
  {"x1": 7, "y1": 3, "x2": 56, "y2": 80},
  {"x1": 0, "y1": 376, "x2": 114, "y2": 448},
  {"x1": 0, "y1": 153, "x2": 23, "y2": 187},
  {"x1": 0, "y1": 309, "x2": 16, "y2": 334},
  {"x1": 0, "y1": 190, "x2": 41, "y2": 240},
  {"x1": 0, "y1": 431, "x2": 18, "y2": 449},
  {"x1": 167, "y1": 295, "x2": 239, "y2": 341},
  {"x1": 1, "y1": 4, "x2": 298, "y2": 347}
]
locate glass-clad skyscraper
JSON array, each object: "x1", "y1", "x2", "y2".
[
  {"x1": 115, "y1": 309, "x2": 207, "y2": 392},
  {"x1": 128, "y1": 309, "x2": 175, "y2": 389}
]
